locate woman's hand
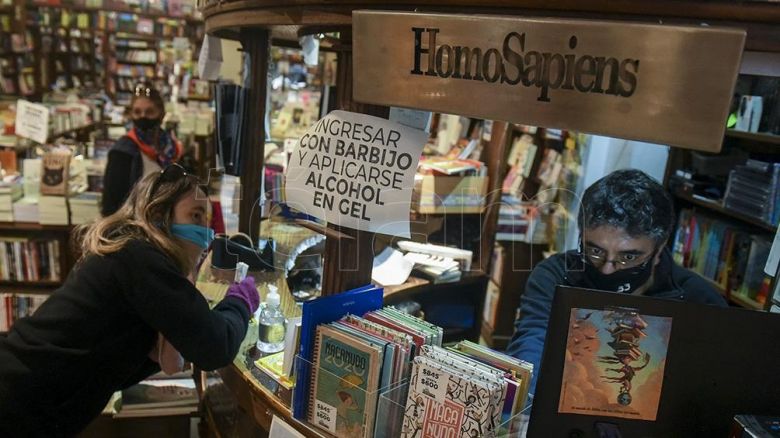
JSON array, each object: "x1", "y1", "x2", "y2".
[{"x1": 225, "y1": 277, "x2": 260, "y2": 314}]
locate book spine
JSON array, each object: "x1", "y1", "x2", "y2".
[{"x1": 0, "y1": 294, "x2": 6, "y2": 332}]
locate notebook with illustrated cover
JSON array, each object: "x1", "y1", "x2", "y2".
[
  {"x1": 401, "y1": 355, "x2": 504, "y2": 438},
  {"x1": 308, "y1": 324, "x2": 384, "y2": 438}
]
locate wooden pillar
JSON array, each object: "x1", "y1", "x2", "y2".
[
  {"x1": 320, "y1": 30, "x2": 389, "y2": 296},
  {"x1": 477, "y1": 121, "x2": 510, "y2": 274},
  {"x1": 238, "y1": 29, "x2": 269, "y2": 242}
]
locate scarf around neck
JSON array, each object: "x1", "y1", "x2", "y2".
[{"x1": 128, "y1": 126, "x2": 183, "y2": 168}]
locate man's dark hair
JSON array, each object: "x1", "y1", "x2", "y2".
[{"x1": 577, "y1": 169, "x2": 674, "y2": 246}]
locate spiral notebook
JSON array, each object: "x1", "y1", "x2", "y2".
[{"x1": 308, "y1": 324, "x2": 384, "y2": 438}]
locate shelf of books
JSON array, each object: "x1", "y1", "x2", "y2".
[{"x1": 672, "y1": 208, "x2": 773, "y2": 311}]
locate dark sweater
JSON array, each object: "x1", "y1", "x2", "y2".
[
  {"x1": 0, "y1": 240, "x2": 250, "y2": 436},
  {"x1": 504, "y1": 249, "x2": 727, "y2": 395},
  {"x1": 101, "y1": 136, "x2": 143, "y2": 217}
]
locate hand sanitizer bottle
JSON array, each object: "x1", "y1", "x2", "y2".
[{"x1": 256, "y1": 285, "x2": 286, "y2": 353}]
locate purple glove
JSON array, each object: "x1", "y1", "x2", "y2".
[{"x1": 225, "y1": 277, "x2": 260, "y2": 314}]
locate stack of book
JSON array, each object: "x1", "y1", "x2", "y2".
[
  {"x1": 673, "y1": 208, "x2": 772, "y2": 302},
  {"x1": 400, "y1": 342, "x2": 533, "y2": 437},
  {"x1": 12, "y1": 197, "x2": 39, "y2": 224},
  {"x1": 69, "y1": 192, "x2": 101, "y2": 225},
  {"x1": 724, "y1": 159, "x2": 780, "y2": 226},
  {"x1": 0, "y1": 292, "x2": 49, "y2": 331},
  {"x1": 0, "y1": 176, "x2": 22, "y2": 222},
  {"x1": 397, "y1": 240, "x2": 473, "y2": 284},
  {"x1": 116, "y1": 374, "x2": 199, "y2": 418},
  {"x1": 496, "y1": 198, "x2": 540, "y2": 242},
  {"x1": 502, "y1": 134, "x2": 538, "y2": 197},
  {"x1": 306, "y1": 307, "x2": 443, "y2": 437},
  {"x1": 39, "y1": 196, "x2": 70, "y2": 225}
]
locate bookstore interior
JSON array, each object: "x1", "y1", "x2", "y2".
[{"x1": 1, "y1": 0, "x2": 780, "y2": 437}]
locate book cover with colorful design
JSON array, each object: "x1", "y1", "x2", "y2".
[
  {"x1": 558, "y1": 307, "x2": 673, "y2": 421},
  {"x1": 401, "y1": 357, "x2": 500, "y2": 437},
  {"x1": 309, "y1": 324, "x2": 383, "y2": 438}
]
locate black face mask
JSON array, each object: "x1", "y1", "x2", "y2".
[
  {"x1": 134, "y1": 117, "x2": 161, "y2": 131},
  {"x1": 582, "y1": 258, "x2": 655, "y2": 294}
]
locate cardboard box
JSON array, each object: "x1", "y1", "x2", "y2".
[{"x1": 413, "y1": 175, "x2": 488, "y2": 214}]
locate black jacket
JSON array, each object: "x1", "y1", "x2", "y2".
[
  {"x1": 0, "y1": 240, "x2": 250, "y2": 436},
  {"x1": 504, "y1": 249, "x2": 727, "y2": 395},
  {"x1": 101, "y1": 136, "x2": 144, "y2": 217}
]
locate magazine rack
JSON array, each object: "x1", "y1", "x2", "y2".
[{"x1": 294, "y1": 355, "x2": 532, "y2": 438}]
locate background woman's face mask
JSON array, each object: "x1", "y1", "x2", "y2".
[{"x1": 134, "y1": 117, "x2": 161, "y2": 131}]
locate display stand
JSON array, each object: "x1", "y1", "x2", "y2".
[{"x1": 197, "y1": 1, "x2": 780, "y2": 436}]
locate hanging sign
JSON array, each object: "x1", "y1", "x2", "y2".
[
  {"x1": 353, "y1": 11, "x2": 746, "y2": 153},
  {"x1": 15, "y1": 100, "x2": 50, "y2": 144},
  {"x1": 284, "y1": 110, "x2": 427, "y2": 237}
]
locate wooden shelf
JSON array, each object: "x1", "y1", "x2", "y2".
[
  {"x1": 672, "y1": 190, "x2": 777, "y2": 233},
  {"x1": 116, "y1": 60, "x2": 157, "y2": 66},
  {"x1": 725, "y1": 130, "x2": 780, "y2": 146},
  {"x1": 0, "y1": 280, "x2": 61, "y2": 288},
  {"x1": 0, "y1": 222, "x2": 73, "y2": 232},
  {"x1": 114, "y1": 33, "x2": 159, "y2": 41},
  {"x1": 0, "y1": 284, "x2": 59, "y2": 294},
  {"x1": 705, "y1": 277, "x2": 765, "y2": 311},
  {"x1": 47, "y1": 122, "x2": 101, "y2": 142}
]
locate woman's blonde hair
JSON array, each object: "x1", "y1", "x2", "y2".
[{"x1": 77, "y1": 169, "x2": 204, "y2": 274}]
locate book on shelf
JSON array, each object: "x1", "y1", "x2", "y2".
[
  {"x1": 0, "y1": 237, "x2": 60, "y2": 282},
  {"x1": 69, "y1": 191, "x2": 101, "y2": 225},
  {"x1": 0, "y1": 292, "x2": 49, "y2": 332},
  {"x1": 672, "y1": 208, "x2": 772, "y2": 304},
  {"x1": 12, "y1": 197, "x2": 39, "y2": 224},
  {"x1": 0, "y1": 175, "x2": 22, "y2": 222}
]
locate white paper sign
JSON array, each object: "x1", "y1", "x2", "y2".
[
  {"x1": 284, "y1": 110, "x2": 427, "y2": 237},
  {"x1": 313, "y1": 399, "x2": 337, "y2": 434},
  {"x1": 197, "y1": 34, "x2": 223, "y2": 81},
  {"x1": 15, "y1": 100, "x2": 49, "y2": 144}
]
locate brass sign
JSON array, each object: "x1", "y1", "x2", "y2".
[{"x1": 353, "y1": 11, "x2": 746, "y2": 152}]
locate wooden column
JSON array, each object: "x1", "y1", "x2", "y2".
[
  {"x1": 477, "y1": 121, "x2": 510, "y2": 274},
  {"x1": 238, "y1": 29, "x2": 269, "y2": 242},
  {"x1": 321, "y1": 30, "x2": 389, "y2": 296}
]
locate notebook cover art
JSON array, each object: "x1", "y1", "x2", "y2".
[{"x1": 557, "y1": 308, "x2": 672, "y2": 421}]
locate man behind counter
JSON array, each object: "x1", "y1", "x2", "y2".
[{"x1": 505, "y1": 169, "x2": 727, "y2": 394}]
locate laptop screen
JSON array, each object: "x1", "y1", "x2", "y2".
[{"x1": 528, "y1": 286, "x2": 780, "y2": 437}]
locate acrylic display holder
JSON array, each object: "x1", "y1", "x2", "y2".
[
  {"x1": 294, "y1": 355, "x2": 409, "y2": 437},
  {"x1": 295, "y1": 355, "x2": 532, "y2": 438}
]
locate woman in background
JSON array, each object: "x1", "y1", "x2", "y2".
[
  {"x1": 101, "y1": 82, "x2": 182, "y2": 216},
  {"x1": 0, "y1": 164, "x2": 258, "y2": 436}
]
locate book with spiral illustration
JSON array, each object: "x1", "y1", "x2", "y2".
[{"x1": 557, "y1": 307, "x2": 673, "y2": 421}]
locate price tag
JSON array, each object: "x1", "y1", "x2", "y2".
[
  {"x1": 314, "y1": 399, "x2": 337, "y2": 434},
  {"x1": 418, "y1": 364, "x2": 448, "y2": 403}
]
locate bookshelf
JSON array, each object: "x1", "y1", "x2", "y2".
[
  {"x1": 671, "y1": 190, "x2": 777, "y2": 234},
  {"x1": 666, "y1": 122, "x2": 780, "y2": 311}
]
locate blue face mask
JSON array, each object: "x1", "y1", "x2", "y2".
[{"x1": 171, "y1": 224, "x2": 215, "y2": 250}]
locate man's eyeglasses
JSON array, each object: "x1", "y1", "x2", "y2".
[{"x1": 581, "y1": 245, "x2": 653, "y2": 270}]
